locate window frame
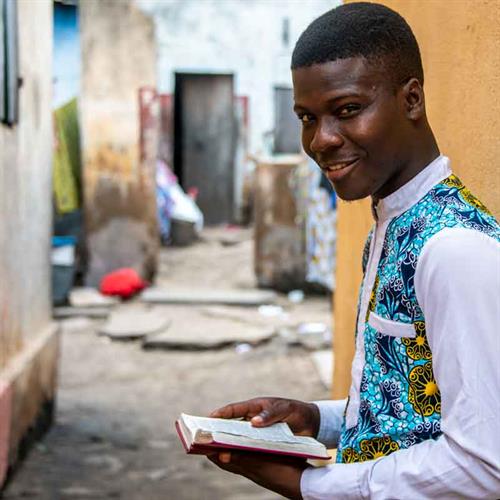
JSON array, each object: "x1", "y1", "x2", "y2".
[{"x1": 1, "y1": 0, "x2": 19, "y2": 126}]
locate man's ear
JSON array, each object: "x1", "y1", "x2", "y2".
[{"x1": 402, "y1": 78, "x2": 425, "y2": 121}]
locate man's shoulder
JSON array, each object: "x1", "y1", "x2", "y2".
[{"x1": 402, "y1": 173, "x2": 499, "y2": 242}]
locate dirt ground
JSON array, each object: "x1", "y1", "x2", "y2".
[{"x1": 3, "y1": 227, "x2": 332, "y2": 500}]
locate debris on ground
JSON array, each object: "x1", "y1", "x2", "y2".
[
  {"x1": 217, "y1": 225, "x2": 249, "y2": 247},
  {"x1": 100, "y1": 268, "x2": 147, "y2": 299},
  {"x1": 278, "y1": 321, "x2": 331, "y2": 350},
  {"x1": 287, "y1": 289, "x2": 305, "y2": 304}
]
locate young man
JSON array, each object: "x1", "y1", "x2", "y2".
[{"x1": 208, "y1": 3, "x2": 500, "y2": 498}]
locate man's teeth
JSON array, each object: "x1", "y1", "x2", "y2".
[{"x1": 327, "y1": 164, "x2": 347, "y2": 171}]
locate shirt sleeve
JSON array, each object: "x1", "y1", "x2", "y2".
[
  {"x1": 301, "y1": 227, "x2": 500, "y2": 499},
  {"x1": 313, "y1": 399, "x2": 347, "y2": 448}
]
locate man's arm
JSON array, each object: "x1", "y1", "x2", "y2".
[
  {"x1": 313, "y1": 399, "x2": 348, "y2": 448},
  {"x1": 301, "y1": 228, "x2": 500, "y2": 499}
]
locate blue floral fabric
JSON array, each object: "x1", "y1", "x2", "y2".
[{"x1": 337, "y1": 175, "x2": 500, "y2": 463}]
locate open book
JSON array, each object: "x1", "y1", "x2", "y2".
[{"x1": 176, "y1": 413, "x2": 330, "y2": 460}]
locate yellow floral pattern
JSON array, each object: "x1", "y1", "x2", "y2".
[
  {"x1": 341, "y1": 447, "x2": 360, "y2": 463},
  {"x1": 365, "y1": 275, "x2": 379, "y2": 322},
  {"x1": 359, "y1": 436, "x2": 400, "y2": 461},
  {"x1": 460, "y1": 187, "x2": 492, "y2": 216},
  {"x1": 442, "y1": 174, "x2": 463, "y2": 189},
  {"x1": 408, "y1": 362, "x2": 441, "y2": 416},
  {"x1": 442, "y1": 174, "x2": 492, "y2": 215},
  {"x1": 402, "y1": 321, "x2": 432, "y2": 360}
]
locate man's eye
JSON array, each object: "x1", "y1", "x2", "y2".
[
  {"x1": 298, "y1": 114, "x2": 314, "y2": 124},
  {"x1": 338, "y1": 105, "x2": 361, "y2": 118}
]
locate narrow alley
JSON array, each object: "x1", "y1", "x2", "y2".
[{"x1": 3, "y1": 227, "x2": 332, "y2": 500}]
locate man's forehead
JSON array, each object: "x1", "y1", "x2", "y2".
[{"x1": 292, "y1": 57, "x2": 388, "y2": 95}]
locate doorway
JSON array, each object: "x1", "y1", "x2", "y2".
[{"x1": 174, "y1": 73, "x2": 236, "y2": 225}]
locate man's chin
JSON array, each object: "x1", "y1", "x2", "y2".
[{"x1": 333, "y1": 187, "x2": 371, "y2": 202}]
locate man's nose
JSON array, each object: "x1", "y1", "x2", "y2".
[{"x1": 309, "y1": 119, "x2": 344, "y2": 154}]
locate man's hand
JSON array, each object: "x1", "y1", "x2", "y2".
[
  {"x1": 210, "y1": 397, "x2": 320, "y2": 437},
  {"x1": 207, "y1": 450, "x2": 307, "y2": 500}
]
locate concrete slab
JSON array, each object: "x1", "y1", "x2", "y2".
[
  {"x1": 54, "y1": 307, "x2": 110, "y2": 319},
  {"x1": 311, "y1": 350, "x2": 333, "y2": 389},
  {"x1": 143, "y1": 314, "x2": 275, "y2": 350},
  {"x1": 140, "y1": 287, "x2": 277, "y2": 306},
  {"x1": 200, "y1": 305, "x2": 290, "y2": 328},
  {"x1": 100, "y1": 307, "x2": 170, "y2": 340},
  {"x1": 69, "y1": 287, "x2": 119, "y2": 307}
]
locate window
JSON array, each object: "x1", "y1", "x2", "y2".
[{"x1": 1, "y1": 0, "x2": 18, "y2": 126}]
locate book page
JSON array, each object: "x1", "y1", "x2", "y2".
[{"x1": 182, "y1": 413, "x2": 303, "y2": 443}]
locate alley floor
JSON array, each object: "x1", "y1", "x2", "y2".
[{"x1": 3, "y1": 227, "x2": 332, "y2": 500}]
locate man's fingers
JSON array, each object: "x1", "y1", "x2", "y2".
[
  {"x1": 210, "y1": 399, "x2": 267, "y2": 419},
  {"x1": 251, "y1": 400, "x2": 291, "y2": 427}
]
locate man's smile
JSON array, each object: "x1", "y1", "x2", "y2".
[{"x1": 319, "y1": 158, "x2": 360, "y2": 182}]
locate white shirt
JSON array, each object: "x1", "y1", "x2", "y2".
[{"x1": 301, "y1": 156, "x2": 500, "y2": 499}]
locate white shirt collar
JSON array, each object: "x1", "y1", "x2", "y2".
[{"x1": 374, "y1": 155, "x2": 452, "y2": 222}]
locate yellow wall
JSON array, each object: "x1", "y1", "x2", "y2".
[{"x1": 333, "y1": 0, "x2": 500, "y2": 398}]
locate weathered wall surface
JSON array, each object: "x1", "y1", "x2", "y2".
[
  {"x1": 138, "y1": 0, "x2": 337, "y2": 155},
  {"x1": 332, "y1": 0, "x2": 500, "y2": 397},
  {"x1": 80, "y1": 0, "x2": 159, "y2": 286},
  {"x1": 254, "y1": 157, "x2": 308, "y2": 291},
  {"x1": 0, "y1": 0, "x2": 58, "y2": 487}
]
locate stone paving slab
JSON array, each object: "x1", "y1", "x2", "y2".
[
  {"x1": 100, "y1": 306, "x2": 170, "y2": 340},
  {"x1": 54, "y1": 307, "x2": 111, "y2": 319},
  {"x1": 142, "y1": 310, "x2": 275, "y2": 350},
  {"x1": 140, "y1": 287, "x2": 277, "y2": 306},
  {"x1": 69, "y1": 287, "x2": 119, "y2": 307}
]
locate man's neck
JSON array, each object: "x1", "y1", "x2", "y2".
[{"x1": 372, "y1": 134, "x2": 440, "y2": 204}]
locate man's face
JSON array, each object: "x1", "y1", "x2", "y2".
[{"x1": 293, "y1": 57, "x2": 412, "y2": 201}]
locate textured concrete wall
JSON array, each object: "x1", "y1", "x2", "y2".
[
  {"x1": 332, "y1": 0, "x2": 500, "y2": 397},
  {"x1": 80, "y1": 0, "x2": 158, "y2": 286},
  {"x1": 0, "y1": 0, "x2": 58, "y2": 487},
  {"x1": 254, "y1": 157, "x2": 308, "y2": 291},
  {"x1": 138, "y1": 0, "x2": 337, "y2": 155},
  {"x1": 0, "y1": 0, "x2": 53, "y2": 369}
]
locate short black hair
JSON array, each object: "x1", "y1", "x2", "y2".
[{"x1": 291, "y1": 2, "x2": 424, "y2": 86}]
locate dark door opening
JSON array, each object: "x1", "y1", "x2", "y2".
[{"x1": 174, "y1": 73, "x2": 236, "y2": 225}]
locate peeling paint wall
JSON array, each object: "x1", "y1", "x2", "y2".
[
  {"x1": 79, "y1": 0, "x2": 159, "y2": 286},
  {"x1": 0, "y1": 0, "x2": 53, "y2": 370},
  {"x1": 0, "y1": 0, "x2": 58, "y2": 486},
  {"x1": 138, "y1": 0, "x2": 337, "y2": 155},
  {"x1": 333, "y1": 0, "x2": 500, "y2": 397}
]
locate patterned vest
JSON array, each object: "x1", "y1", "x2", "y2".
[{"x1": 337, "y1": 174, "x2": 500, "y2": 464}]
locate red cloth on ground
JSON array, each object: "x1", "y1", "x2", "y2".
[{"x1": 100, "y1": 268, "x2": 146, "y2": 298}]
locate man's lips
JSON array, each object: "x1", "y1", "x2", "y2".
[
  {"x1": 319, "y1": 158, "x2": 360, "y2": 182},
  {"x1": 319, "y1": 159, "x2": 358, "y2": 172}
]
